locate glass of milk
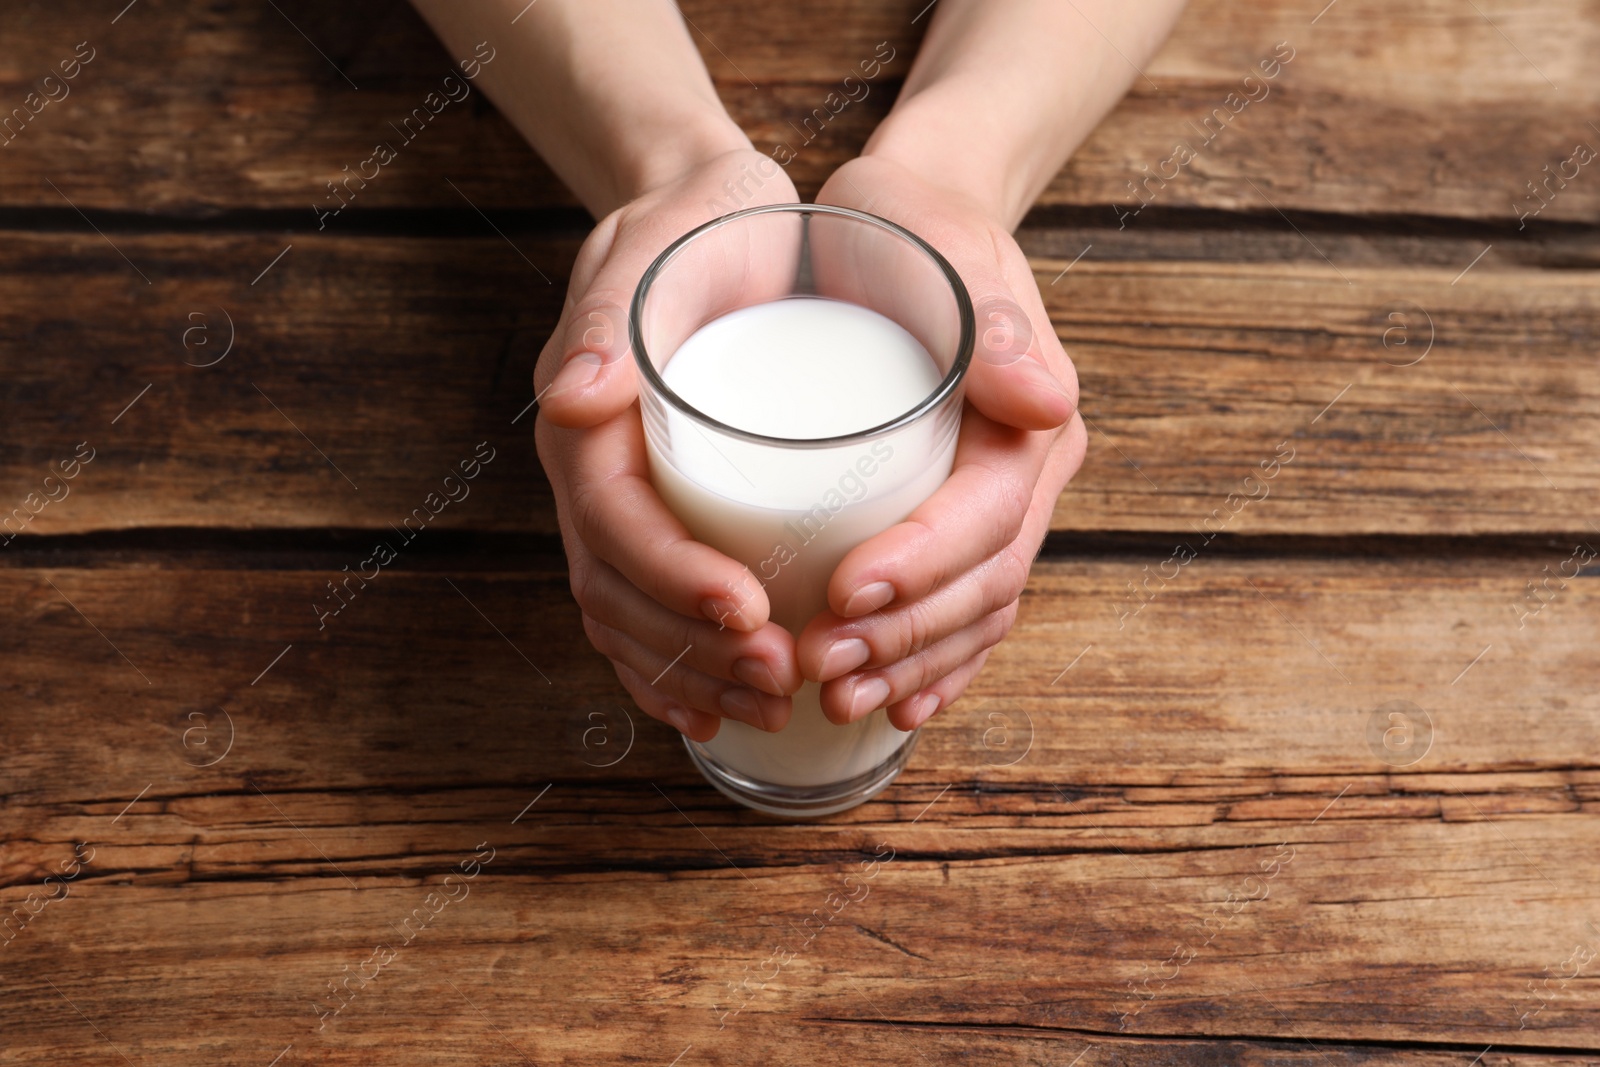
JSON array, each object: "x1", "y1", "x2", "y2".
[{"x1": 630, "y1": 203, "x2": 973, "y2": 818}]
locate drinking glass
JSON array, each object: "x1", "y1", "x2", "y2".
[{"x1": 631, "y1": 203, "x2": 973, "y2": 817}]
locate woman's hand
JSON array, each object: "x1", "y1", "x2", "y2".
[
  {"x1": 535, "y1": 148, "x2": 804, "y2": 742},
  {"x1": 800, "y1": 154, "x2": 1086, "y2": 730},
  {"x1": 792, "y1": 0, "x2": 1186, "y2": 732},
  {"x1": 409, "y1": 1, "x2": 813, "y2": 739},
  {"x1": 413, "y1": 0, "x2": 1178, "y2": 745}
]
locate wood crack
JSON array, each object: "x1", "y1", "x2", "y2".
[
  {"x1": 5, "y1": 528, "x2": 1596, "y2": 566},
  {"x1": 803, "y1": 1015, "x2": 1600, "y2": 1055},
  {"x1": 851, "y1": 924, "x2": 932, "y2": 961}
]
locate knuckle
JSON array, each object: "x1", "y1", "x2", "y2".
[
  {"x1": 533, "y1": 413, "x2": 558, "y2": 460},
  {"x1": 565, "y1": 292, "x2": 631, "y2": 354},
  {"x1": 897, "y1": 515, "x2": 941, "y2": 563},
  {"x1": 612, "y1": 664, "x2": 662, "y2": 715},
  {"x1": 1066, "y1": 415, "x2": 1088, "y2": 456},
  {"x1": 899, "y1": 597, "x2": 940, "y2": 658},
  {"x1": 987, "y1": 603, "x2": 1020, "y2": 646},
  {"x1": 993, "y1": 470, "x2": 1033, "y2": 526},
  {"x1": 888, "y1": 630, "x2": 945, "y2": 694},
  {"x1": 568, "y1": 215, "x2": 622, "y2": 292},
  {"x1": 995, "y1": 543, "x2": 1033, "y2": 601},
  {"x1": 568, "y1": 556, "x2": 602, "y2": 614},
  {"x1": 581, "y1": 613, "x2": 617, "y2": 657},
  {"x1": 894, "y1": 515, "x2": 951, "y2": 592},
  {"x1": 1055, "y1": 355, "x2": 1081, "y2": 398},
  {"x1": 610, "y1": 659, "x2": 638, "y2": 691},
  {"x1": 569, "y1": 478, "x2": 606, "y2": 540},
  {"x1": 911, "y1": 645, "x2": 950, "y2": 693},
  {"x1": 663, "y1": 669, "x2": 710, "y2": 712}
]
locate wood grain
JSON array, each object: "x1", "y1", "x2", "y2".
[
  {"x1": 1, "y1": 822, "x2": 1596, "y2": 1059},
  {"x1": 1, "y1": 557, "x2": 1597, "y2": 1054},
  {"x1": 3, "y1": 1, "x2": 1598, "y2": 1061},
  {"x1": 1, "y1": 0, "x2": 1596, "y2": 221},
  {"x1": 1, "y1": 233, "x2": 1595, "y2": 538},
  {"x1": 1043, "y1": 255, "x2": 1600, "y2": 535},
  {"x1": 1, "y1": 555, "x2": 1592, "y2": 809}
]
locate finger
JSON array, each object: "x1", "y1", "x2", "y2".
[
  {"x1": 565, "y1": 410, "x2": 771, "y2": 631},
  {"x1": 539, "y1": 193, "x2": 805, "y2": 429},
  {"x1": 806, "y1": 207, "x2": 966, "y2": 380},
  {"x1": 532, "y1": 210, "x2": 639, "y2": 429},
  {"x1": 806, "y1": 176, "x2": 1067, "y2": 432},
  {"x1": 817, "y1": 603, "x2": 1018, "y2": 725},
  {"x1": 827, "y1": 409, "x2": 1045, "y2": 618},
  {"x1": 586, "y1": 615, "x2": 792, "y2": 732},
  {"x1": 801, "y1": 540, "x2": 1029, "y2": 682},
  {"x1": 884, "y1": 648, "x2": 993, "y2": 732},
  {"x1": 535, "y1": 300, "x2": 642, "y2": 430},
  {"x1": 575, "y1": 552, "x2": 801, "y2": 696},
  {"x1": 962, "y1": 293, "x2": 1077, "y2": 432},
  {"x1": 612, "y1": 660, "x2": 722, "y2": 743},
  {"x1": 932, "y1": 216, "x2": 1077, "y2": 432}
]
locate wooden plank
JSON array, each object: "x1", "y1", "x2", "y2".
[
  {"x1": 1045, "y1": 0, "x2": 1600, "y2": 226},
  {"x1": 0, "y1": 556, "x2": 1592, "y2": 806},
  {"x1": 4, "y1": 2, "x2": 1594, "y2": 1061},
  {"x1": 1040, "y1": 254, "x2": 1600, "y2": 535},
  {"x1": 9, "y1": 772, "x2": 1600, "y2": 893},
  {"x1": 3, "y1": 556, "x2": 1596, "y2": 1053},
  {"x1": 1, "y1": 0, "x2": 1595, "y2": 220},
  {"x1": 0, "y1": 232, "x2": 567, "y2": 535},
  {"x1": 2, "y1": 232, "x2": 1595, "y2": 537},
  {"x1": 1, "y1": 821, "x2": 1597, "y2": 1058}
]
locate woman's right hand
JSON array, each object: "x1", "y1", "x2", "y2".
[{"x1": 535, "y1": 147, "x2": 803, "y2": 742}]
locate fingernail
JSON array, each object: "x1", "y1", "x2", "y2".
[
  {"x1": 719, "y1": 687, "x2": 764, "y2": 728},
  {"x1": 1018, "y1": 358, "x2": 1074, "y2": 405},
  {"x1": 732, "y1": 657, "x2": 784, "y2": 696},
  {"x1": 817, "y1": 638, "x2": 870, "y2": 682},
  {"x1": 843, "y1": 581, "x2": 895, "y2": 617},
  {"x1": 664, "y1": 705, "x2": 693, "y2": 735},
  {"x1": 847, "y1": 676, "x2": 891, "y2": 721},
  {"x1": 908, "y1": 692, "x2": 941, "y2": 728},
  {"x1": 551, "y1": 352, "x2": 602, "y2": 393}
]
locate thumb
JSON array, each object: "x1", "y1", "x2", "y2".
[
  {"x1": 962, "y1": 288, "x2": 1076, "y2": 432},
  {"x1": 537, "y1": 196, "x2": 803, "y2": 428},
  {"x1": 535, "y1": 297, "x2": 641, "y2": 429}
]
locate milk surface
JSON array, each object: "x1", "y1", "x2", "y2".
[
  {"x1": 650, "y1": 297, "x2": 955, "y2": 787},
  {"x1": 661, "y1": 297, "x2": 942, "y2": 440}
]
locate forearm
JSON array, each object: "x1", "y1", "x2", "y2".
[
  {"x1": 864, "y1": 0, "x2": 1187, "y2": 229},
  {"x1": 410, "y1": 0, "x2": 750, "y2": 217}
]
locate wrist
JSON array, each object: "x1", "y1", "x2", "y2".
[
  {"x1": 861, "y1": 80, "x2": 1039, "y2": 228},
  {"x1": 609, "y1": 111, "x2": 752, "y2": 211}
]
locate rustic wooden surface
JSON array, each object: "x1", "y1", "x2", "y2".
[
  {"x1": 4, "y1": 233, "x2": 1596, "y2": 536},
  {"x1": 2, "y1": 0, "x2": 1598, "y2": 1064},
  {"x1": 4, "y1": 0, "x2": 1599, "y2": 220}
]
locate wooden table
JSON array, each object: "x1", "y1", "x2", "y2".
[{"x1": 3, "y1": 1, "x2": 1597, "y2": 1062}]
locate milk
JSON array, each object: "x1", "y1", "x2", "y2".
[{"x1": 648, "y1": 297, "x2": 956, "y2": 787}]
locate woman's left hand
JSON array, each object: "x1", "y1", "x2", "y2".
[{"x1": 799, "y1": 154, "x2": 1087, "y2": 731}]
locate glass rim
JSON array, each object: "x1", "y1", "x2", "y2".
[{"x1": 629, "y1": 203, "x2": 975, "y2": 450}]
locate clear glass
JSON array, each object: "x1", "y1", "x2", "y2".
[{"x1": 631, "y1": 204, "x2": 973, "y2": 818}]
